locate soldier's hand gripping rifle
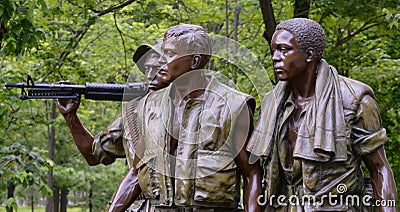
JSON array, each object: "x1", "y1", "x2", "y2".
[{"x1": 5, "y1": 75, "x2": 147, "y2": 101}]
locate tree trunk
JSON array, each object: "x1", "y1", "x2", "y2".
[
  {"x1": 45, "y1": 168, "x2": 54, "y2": 212},
  {"x1": 294, "y1": 0, "x2": 311, "y2": 18},
  {"x1": 225, "y1": 0, "x2": 229, "y2": 39},
  {"x1": 31, "y1": 187, "x2": 34, "y2": 212},
  {"x1": 0, "y1": 22, "x2": 6, "y2": 49},
  {"x1": 54, "y1": 188, "x2": 59, "y2": 212},
  {"x1": 7, "y1": 182, "x2": 15, "y2": 199},
  {"x1": 225, "y1": 0, "x2": 230, "y2": 61},
  {"x1": 259, "y1": 0, "x2": 277, "y2": 83},
  {"x1": 6, "y1": 182, "x2": 15, "y2": 212},
  {"x1": 89, "y1": 186, "x2": 93, "y2": 212},
  {"x1": 45, "y1": 100, "x2": 57, "y2": 212},
  {"x1": 233, "y1": 0, "x2": 241, "y2": 85},
  {"x1": 259, "y1": 0, "x2": 276, "y2": 52},
  {"x1": 60, "y1": 189, "x2": 69, "y2": 212}
]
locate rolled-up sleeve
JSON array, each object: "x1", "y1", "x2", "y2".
[
  {"x1": 92, "y1": 115, "x2": 125, "y2": 165},
  {"x1": 352, "y1": 95, "x2": 387, "y2": 156}
]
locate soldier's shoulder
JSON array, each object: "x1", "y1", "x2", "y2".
[
  {"x1": 146, "y1": 87, "x2": 168, "y2": 101},
  {"x1": 213, "y1": 80, "x2": 253, "y2": 100},
  {"x1": 137, "y1": 87, "x2": 168, "y2": 110},
  {"x1": 339, "y1": 76, "x2": 375, "y2": 110},
  {"x1": 210, "y1": 80, "x2": 255, "y2": 111}
]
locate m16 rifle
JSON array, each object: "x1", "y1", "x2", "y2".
[{"x1": 5, "y1": 75, "x2": 147, "y2": 101}]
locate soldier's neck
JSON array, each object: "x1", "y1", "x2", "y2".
[
  {"x1": 289, "y1": 67, "x2": 317, "y2": 102},
  {"x1": 171, "y1": 71, "x2": 208, "y2": 103}
]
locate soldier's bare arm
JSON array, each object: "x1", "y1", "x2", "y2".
[
  {"x1": 234, "y1": 100, "x2": 262, "y2": 212},
  {"x1": 58, "y1": 98, "x2": 100, "y2": 165}
]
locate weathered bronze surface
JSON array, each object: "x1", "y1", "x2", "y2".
[
  {"x1": 247, "y1": 18, "x2": 397, "y2": 212},
  {"x1": 114, "y1": 23, "x2": 262, "y2": 212},
  {"x1": 58, "y1": 40, "x2": 167, "y2": 211}
]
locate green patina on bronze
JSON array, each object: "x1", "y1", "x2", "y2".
[
  {"x1": 247, "y1": 18, "x2": 396, "y2": 211},
  {"x1": 137, "y1": 75, "x2": 254, "y2": 208}
]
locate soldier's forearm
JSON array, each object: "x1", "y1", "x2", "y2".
[
  {"x1": 235, "y1": 148, "x2": 262, "y2": 212},
  {"x1": 243, "y1": 166, "x2": 262, "y2": 212},
  {"x1": 109, "y1": 167, "x2": 142, "y2": 212},
  {"x1": 370, "y1": 165, "x2": 397, "y2": 212},
  {"x1": 63, "y1": 113, "x2": 99, "y2": 165},
  {"x1": 363, "y1": 147, "x2": 397, "y2": 212}
]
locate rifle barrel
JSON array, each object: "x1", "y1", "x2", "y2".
[{"x1": 4, "y1": 82, "x2": 147, "y2": 101}]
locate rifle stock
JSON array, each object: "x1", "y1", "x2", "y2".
[{"x1": 5, "y1": 75, "x2": 147, "y2": 101}]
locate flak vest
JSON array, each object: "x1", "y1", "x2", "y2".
[
  {"x1": 136, "y1": 77, "x2": 254, "y2": 208},
  {"x1": 252, "y1": 75, "x2": 385, "y2": 211}
]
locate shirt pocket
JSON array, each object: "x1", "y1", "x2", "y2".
[
  {"x1": 194, "y1": 150, "x2": 238, "y2": 204},
  {"x1": 137, "y1": 156, "x2": 163, "y2": 200}
]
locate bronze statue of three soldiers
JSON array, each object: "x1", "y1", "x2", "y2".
[{"x1": 58, "y1": 19, "x2": 397, "y2": 212}]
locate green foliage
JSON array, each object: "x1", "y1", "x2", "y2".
[
  {"x1": 0, "y1": 143, "x2": 52, "y2": 202},
  {"x1": 5, "y1": 197, "x2": 18, "y2": 212},
  {"x1": 0, "y1": 0, "x2": 399, "y2": 209},
  {"x1": 352, "y1": 59, "x2": 400, "y2": 198},
  {"x1": 0, "y1": 0, "x2": 47, "y2": 56}
]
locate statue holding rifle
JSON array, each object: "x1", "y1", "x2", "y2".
[
  {"x1": 113, "y1": 23, "x2": 263, "y2": 212},
  {"x1": 57, "y1": 39, "x2": 168, "y2": 211},
  {"x1": 5, "y1": 39, "x2": 168, "y2": 211}
]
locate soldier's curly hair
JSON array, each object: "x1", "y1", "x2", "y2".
[{"x1": 276, "y1": 18, "x2": 326, "y2": 62}]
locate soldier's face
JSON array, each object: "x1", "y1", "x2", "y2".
[
  {"x1": 158, "y1": 38, "x2": 192, "y2": 84},
  {"x1": 144, "y1": 52, "x2": 169, "y2": 92},
  {"x1": 271, "y1": 30, "x2": 308, "y2": 82}
]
